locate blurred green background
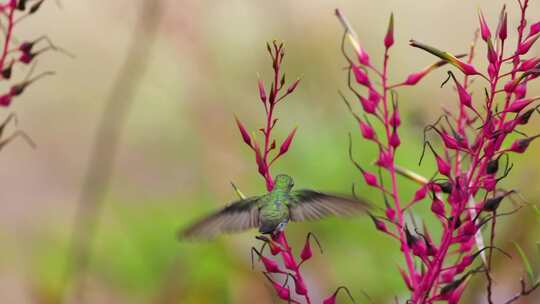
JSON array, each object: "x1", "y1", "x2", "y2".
[{"x1": 1, "y1": 0, "x2": 540, "y2": 303}]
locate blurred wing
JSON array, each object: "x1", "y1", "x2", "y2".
[
  {"x1": 288, "y1": 190, "x2": 371, "y2": 222},
  {"x1": 179, "y1": 197, "x2": 261, "y2": 240}
]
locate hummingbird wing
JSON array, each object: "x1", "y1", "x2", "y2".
[
  {"x1": 179, "y1": 196, "x2": 261, "y2": 239},
  {"x1": 288, "y1": 190, "x2": 371, "y2": 222}
]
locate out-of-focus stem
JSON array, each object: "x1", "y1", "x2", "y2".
[{"x1": 64, "y1": 1, "x2": 161, "y2": 303}]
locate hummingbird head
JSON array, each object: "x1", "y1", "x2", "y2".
[{"x1": 274, "y1": 174, "x2": 294, "y2": 191}]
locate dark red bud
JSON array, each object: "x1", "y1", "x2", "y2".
[
  {"x1": 517, "y1": 33, "x2": 540, "y2": 55},
  {"x1": 235, "y1": 117, "x2": 252, "y2": 146},
  {"x1": 478, "y1": 11, "x2": 491, "y2": 41},
  {"x1": 351, "y1": 65, "x2": 371, "y2": 87},
  {"x1": 359, "y1": 119, "x2": 375, "y2": 140},
  {"x1": 286, "y1": 78, "x2": 300, "y2": 94},
  {"x1": 431, "y1": 197, "x2": 445, "y2": 217},
  {"x1": 362, "y1": 170, "x2": 378, "y2": 187},
  {"x1": 278, "y1": 127, "x2": 297, "y2": 156},
  {"x1": 530, "y1": 21, "x2": 540, "y2": 37}
]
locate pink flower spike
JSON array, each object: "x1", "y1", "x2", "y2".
[
  {"x1": 478, "y1": 11, "x2": 491, "y2": 41},
  {"x1": 384, "y1": 13, "x2": 395, "y2": 49},
  {"x1": 258, "y1": 79, "x2": 267, "y2": 104},
  {"x1": 517, "y1": 33, "x2": 540, "y2": 55},
  {"x1": 278, "y1": 127, "x2": 298, "y2": 156},
  {"x1": 351, "y1": 64, "x2": 371, "y2": 87},
  {"x1": 235, "y1": 116, "x2": 252, "y2": 147}
]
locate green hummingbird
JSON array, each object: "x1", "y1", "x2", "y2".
[{"x1": 180, "y1": 174, "x2": 371, "y2": 239}]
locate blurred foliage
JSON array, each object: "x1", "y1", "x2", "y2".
[{"x1": 0, "y1": 0, "x2": 540, "y2": 303}]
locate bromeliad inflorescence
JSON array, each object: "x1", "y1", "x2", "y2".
[
  {"x1": 0, "y1": 0, "x2": 62, "y2": 151},
  {"x1": 180, "y1": 41, "x2": 367, "y2": 303},
  {"x1": 338, "y1": 1, "x2": 540, "y2": 303}
]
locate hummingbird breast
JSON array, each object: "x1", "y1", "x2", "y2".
[{"x1": 258, "y1": 195, "x2": 290, "y2": 234}]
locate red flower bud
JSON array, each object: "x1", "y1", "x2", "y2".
[
  {"x1": 359, "y1": 95, "x2": 376, "y2": 114},
  {"x1": 323, "y1": 286, "x2": 355, "y2": 304},
  {"x1": 478, "y1": 11, "x2": 491, "y2": 42},
  {"x1": 509, "y1": 134, "x2": 540, "y2": 153},
  {"x1": 235, "y1": 117, "x2": 252, "y2": 146},
  {"x1": 293, "y1": 274, "x2": 308, "y2": 296},
  {"x1": 362, "y1": 170, "x2": 378, "y2": 187},
  {"x1": 504, "y1": 97, "x2": 537, "y2": 113},
  {"x1": 351, "y1": 64, "x2": 371, "y2": 87},
  {"x1": 529, "y1": 21, "x2": 540, "y2": 37},
  {"x1": 441, "y1": 269, "x2": 457, "y2": 283},
  {"x1": 431, "y1": 197, "x2": 446, "y2": 217},
  {"x1": 518, "y1": 57, "x2": 540, "y2": 71},
  {"x1": 278, "y1": 127, "x2": 297, "y2": 156},
  {"x1": 359, "y1": 119, "x2": 375, "y2": 140},
  {"x1": 435, "y1": 155, "x2": 451, "y2": 176},
  {"x1": 386, "y1": 207, "x2": 396, "y2": 221},
  {"x1": 300, "y1": 232, "x2": 322, "y2": 262},
  {"x1": 286, "y1": 78, "x2": 301, "y2": 95},
  {"x1": 280, "y1": 251, "x2": 297, "y2": 271},
  {"x1": 412, "y1": 185, "x2": 428, "y2": 202},
  {"x1": 258, "y1": 79, "x2": 267, "y2": 103},
  {"x1": 263, "y1": 273, "x2": 291, "y2": 301},
  {"x1": 390, "y1": 109, "x2": 401, "y2": 127},
  {"x1": 384, "y1": 13, "x2": 394, "y2": 48},
  {"x1": 498, "y1": 12, "x2": 507, "y2": 41},
  {"x1": 0, "y1": 93, "x2": 13, "y2": 107},
  {"x1": 517, "y1": 33, "x2": 540, "y2": 55},
  {"x1": 389, "y1": 130, "x2": 401, "y2": 148},
  {"x1": 376, "y1": 149, "x2": 393, "y2": 168},
  {"x1": 398, "y1": 266, "x2": 414, "y2": 291}
]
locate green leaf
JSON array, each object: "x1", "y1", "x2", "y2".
[{"x1": 514, "y1": 242, "x2": 535, "y2": 284}]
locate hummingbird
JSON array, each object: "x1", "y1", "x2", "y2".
[{"x1": 180, "y1": 174, "x2": 371, "y2": 239}]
